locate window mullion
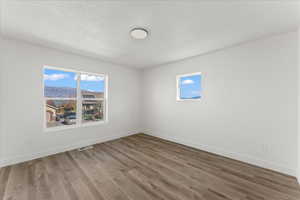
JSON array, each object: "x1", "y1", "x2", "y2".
[
  {"x1": 104, "y1": 75, "x2": 108, "y2": 121},
  {"x1": 81, "y1": 98, "x2": 104, "y2": 101},
  {"x1": 45, "y1": 98, "x2": 77, "y2": 100},
  {"x1": 77, "y1": 72, "x2": 82, "y2": 126}
]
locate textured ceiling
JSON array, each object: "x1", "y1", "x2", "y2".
[{"x1": 1, "y1": 0, "x2": 300, "y2": 68}]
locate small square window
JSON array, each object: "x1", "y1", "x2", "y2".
[{"x1": 177, "y1": 72, "x2": 202, "y2": 101}]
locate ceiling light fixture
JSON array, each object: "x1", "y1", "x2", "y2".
[{"x1": 130, "y1": 28, "x2": 148, "y2": 40}]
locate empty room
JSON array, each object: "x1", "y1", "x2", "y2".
[{"x1": 1, "y1": 0, "x2": 300, "y2": 200}]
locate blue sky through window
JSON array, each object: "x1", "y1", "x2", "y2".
[
  {"x1": 179, "y1": 74, "x2": 201, "y2": 99},
  {"x1": 80, "y1": 74, "x2": 104, "y2": 93},
  {"x1": 44, "y1": 68, "x2": 77, "y2": 88},
  {"x1": 44, "y1": 68, "x2": 104, "y2": 92}
]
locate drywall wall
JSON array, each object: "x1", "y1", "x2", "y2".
[
  {"x1": 142, "y1": 31, "x2": 298, "y2": 176},
  {"x1": 0, "y1": 36, "x2": 142, "y2": 166},
  {"x1": 0, "y1": 31, "x2": 298, "y2": 178},
  {"x1": 0, "y1": 37, "x2": 4, "y2": 165},
  {"x1": 298, "y1": 28, "x2": 300, "y2": 182}
]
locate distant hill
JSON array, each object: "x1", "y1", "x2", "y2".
[
  {"x1": 45, "y1": 86, "x2": 77, "y2": 98},
  {"x1": 181, "y1": 96, "x2": 201, "y2": 99},
  {"x1": 45, "y1": 86, "x2": 104, "y2": 98}
]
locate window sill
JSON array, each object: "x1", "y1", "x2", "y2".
[
  {"x1": 44, "y1": 120, "x2": 108, "y2": 133},
  {"x1": 176, "y1": 98, "x2": 201, "y2": 102}
]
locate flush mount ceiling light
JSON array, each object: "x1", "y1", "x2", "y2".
[{"x1": 130, "y1": 28, "x2": 148, "y2": 40}]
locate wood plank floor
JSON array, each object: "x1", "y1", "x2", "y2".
[{"x1": 0, "y1": 133, "x2": 299, "y2": 200}]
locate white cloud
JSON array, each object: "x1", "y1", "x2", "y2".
[
  {"x1": 182, "y1": 79, "x2": 194, "y2": 85},
  {"x1": 80, "y1": 74, "x2": 104, "y2": 82},
  {"x1": 44, "y1": 73, "x2": 69, "y2": 81}
]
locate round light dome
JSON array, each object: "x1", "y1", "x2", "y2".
[{"x1": 130, "y1": 28, "x2": 148, "y2": 39}]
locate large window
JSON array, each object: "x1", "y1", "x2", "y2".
[
  {"x1": 176, "y1": 72, "x2": 202, "y2": 101},
  {"x1": 44, "y1": 66, "x2": 107, "y2": 130}
]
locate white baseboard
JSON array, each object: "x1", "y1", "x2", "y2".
[
  {"x1": 144, "y1": 130, "x2": 296, "y2": 177},
  {"x1": 0, "y1": 131, "x2": 137, "y2": 168}
]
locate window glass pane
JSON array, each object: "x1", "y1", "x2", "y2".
[
  {"x1": 179, "y1": 74, "x2": 201, "y2": 99},
  {"x1": 46, "y1": 100, "x2": 77, "y2": 128},
  {"x1": 82, "y1": 100, "x2": 104, "y2": 123},
  {"x1": 80, "y1": 74, "x2": 105, "y2": 99},
  {"x1": 44, "y1": 68, "x2": 77, "y2": 98}
]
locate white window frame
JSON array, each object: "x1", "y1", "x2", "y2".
[
  {"x1": 176, "y1": 72, "x2": 202, "y2": 101},
  {"x1": 43, "y1": 66, "x2": 108, "y2": 132}
]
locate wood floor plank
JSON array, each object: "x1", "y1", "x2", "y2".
[
  {"x1": 126, "y1": 136, "x2": 271, "y2": 198},
  {"x1": 101, "y1": 142, "x2": 205, "y2": 200},
  {"x1": 138, "y1": 134, "x2": 298, "y2": 185},
  {"x1": 55, "y1": 153, "x2": 100, "y2": 200},
  {"x1": 0, "y1": 133, "x2": 299, "y2": 200},
  {"x1": 92, "y1": 144, "x2": 157, "y2": 200},
  {"x1": 47, "y1": 155, "x2": 80, "y2": 200},
  {"x1": 3, "y1": 163, "x2": 28, "y2": 200},
  {"x1": 27, "y1": 160, "x2": 37, "y2": 200},
  {"x1": 131, "y1": 134, "x2": 300, "y2": 200},
  {"x1": 43, "y1": 157, "x2": 72, "y2": 200},
  {"x1": 107, "y1": 138, "x2": 243, "y2": 200},
  {"x1": 91, "y1": 144, "x2": 181, "y2": 200},
  {"x1": 33, "y1": 159, "x2": 53, "y2": 200},
  {"x1": 68, "y1": 149, "x2": 131, "y2": 200},
  {"x1": 122, "y1": 136, "x2": 248, "y2": 200},
  {"x1": 0, "y1": 167, "x2": 11, "y2": 200}
]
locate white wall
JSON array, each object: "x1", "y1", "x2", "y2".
[
  {"x1": 0, "y1": 37, "x2": 4, "y2": 165},
  {"x1": 298, "y1": 28, "x2": 300, "y2": 182},
  {"x1": 0, "y1": 36, "x2": 142, "y2": 166},
  {"x1": 142, "y1": 31, "x2": 298, "y2": 176},
  {"x1": 0, "y1": 32, "x2": 298, "y2": 178}
]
